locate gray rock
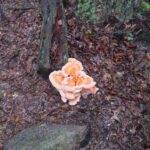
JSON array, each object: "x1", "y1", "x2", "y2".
[{"x1": 4, "y1": 124, "x2": 88, "y2": 150}]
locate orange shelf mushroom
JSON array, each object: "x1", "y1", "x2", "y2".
[{"x1": 49, "y1": 58, "x2": 99, "y2": 105}]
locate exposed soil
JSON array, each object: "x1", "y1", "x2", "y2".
[{"x1": 0, "y1": 1, "x2": 150, "y2": 150}]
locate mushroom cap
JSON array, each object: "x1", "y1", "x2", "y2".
[
  {"x1": 81, "y1": 88, "x2": 91, "y2": 98},
  {"x1": 81, "y1": 86, "x2": 99, "y2": 98},
  {"x1": 61, "y1": 72, "x2": 83, "y2": 92},
  {"x1": 65, "y1": 91, "x2": 76, "y2": 99},
  {"x1": 49, "y1": 71, "x2": 65, "y2": 90},
  {"x1": 62, "y1": 76, "x2": 76, "y2": 92},
  {"x1": 68, "y1": 58, "x2": 78, "y2": 62},
  {"x1": 91, "y1": 86, "x2": 99, "y2": 94},
  {"x1": 78, "y1": 73, "x2": 96, "y2": 89},
  {"x1": 61, "y1": 97, "x2": 67, "y2": 103},
  {"x1": 59, "y1": 89, "x2": 76, "y2": 100},
  {"x1": 62, "y1": 71, "x2": 96, "y2": 91},
  {"x1": 62, "y1": 58, "x2": 83, "y2": 76},
  {"x1": 68, "y1": 95, "x2": 81, "y2": 105},
  {"x1": 49, "y1": 58, "x2": 98, "y2": 106},
  {"x1": 59, "y1": 90, "x2": 66, "y2": 97},
  {"x1": 59, "y1": 89, "x2": 80, "y2": 103}
]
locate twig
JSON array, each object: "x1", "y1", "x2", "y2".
[{"x1": 7, "y1": 6, "x2": 36, "y2": 11}]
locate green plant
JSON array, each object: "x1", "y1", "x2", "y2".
[
  {"x1": 134, "y1": 1, "x2": 150, "y2": 19},
  {"x1": 141, "y1": 1, "x2": 150, "y2": 11},
  {"x1": 134, "y1": 11, "x2": 142, "y2": 18},
  {"x1": 127, "y1": 33, "x2": 134, "y2": 41},
  {"x1": 76, "y1": 0, "x2": 96, "y2": 22}
]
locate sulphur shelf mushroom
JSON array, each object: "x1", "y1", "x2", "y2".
[{"x1": 49, "y1": 58, "x2": 99, "y2": 105}]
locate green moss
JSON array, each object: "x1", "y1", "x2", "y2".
[
  {"x1": 141, "y1": 1, "x2": 150, "y2": 11},
  {"x1": 63, "y1": 43, "x2": 68, "y2": 63}
]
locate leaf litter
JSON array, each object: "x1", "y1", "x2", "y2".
[{"x1": 0, "y1": 0, "x2": 150, "y2": 150}]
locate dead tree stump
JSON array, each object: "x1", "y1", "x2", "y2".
[{"x1": 38, "y1": 0, "x2": 68, "y2": 77}]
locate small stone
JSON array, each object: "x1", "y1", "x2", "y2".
[{"x1": 116, "y1": 72, "x2": 124, "y2": 78}]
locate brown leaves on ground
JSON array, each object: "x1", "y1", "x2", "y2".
[{"x1": 0, "y1": 1, "x2": 150, "y2": 150}]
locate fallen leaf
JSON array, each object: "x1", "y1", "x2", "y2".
[
  {"x1": 15, "y1": 116, "x2": 20, "y2": 124},
  {"x1": 61, "y1": 105, "x2": 69, "y2": 110},
  {"x1": 26, "y1": 56, "x2": 35, "y2": 73}
]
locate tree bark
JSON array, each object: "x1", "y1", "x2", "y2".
[
  {"x1": 38, "y1": 0, "x2": 68, "y2": 77},
  {"x1": 95, "y1": 0, "x2": 141, "y2": 22}
]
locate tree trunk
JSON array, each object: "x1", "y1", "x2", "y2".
[
  {"x1": 37, "y1": 0, "x2": 68, "y2": 77},
  {"x1": 95, "y1": 0, "x2": 141, "y2": 22}
]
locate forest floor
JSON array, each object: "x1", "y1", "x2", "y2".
[{"x1": 0, "y1": 0, "x2": 150, "y2": 150}]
